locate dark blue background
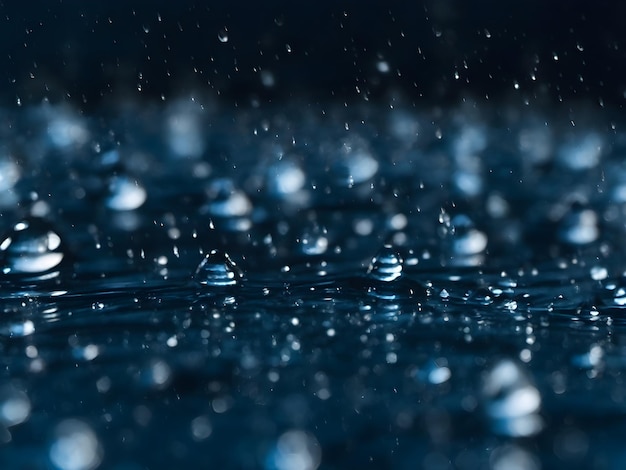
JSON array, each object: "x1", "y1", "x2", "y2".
[{"x1": 0, "y1": 0, "x2": 624, "y2": 108}]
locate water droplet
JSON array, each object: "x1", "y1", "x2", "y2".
[
  {"x1": 49, "y1": 419, "x2": 102, "y2": 470},
  {"x1": 194, "y1": 250, "x2": 243, "y2": 287},
  {"x1": 0, "y1": 385, "x2": 31, "y2": 427},
  {"x1": 482, "y1": 359, "x2": 543, "y2": 437},
  {"x1": 367, "y1": 245, "x2": 403, "y2": 282},
  {"x1": 217, "y1": 28, "x2": 229, "y2": 43},
  {"x1": 557, "y1": 133, "x2": 603, "y2": 170},
  {"x1": 266, "y1": 430, "x2": 321, "y2": 470},
  {"x1": 330, "y1": 136, "x2": 379, "y2": 187},
  {"x1": 439, "y1": 212, "x2": 487, "y2": 266},
  {"x1": 557, "y1": 202, "x2": 599, "y2": 246},
  {"x1": 0, "y1": 218, "x2": 66, "y2": 277},
  {"x1": 0, "y1": 156, "x2": 21, "y2": 208},
  {"x1": 202, "y1": 178, "x2": 252, "y2": 218},
  {"x1": 299, "y1": 225, "x2": 328, "y2": 256},
  {"x1": 105, "y1": 175, "x2": 147, "y2": 211}
]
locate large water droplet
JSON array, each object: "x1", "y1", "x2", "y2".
[
  {"x1": 557, "y1": 202, "x2": 599, "y2": 246},
  {"x1": 194, "y1": 250, "x2": 243, "y2": 287},
  {"x1": 105, "y1": 175, "x2": 147, "y2": 211},
  {"x1": 482, "y1": 359, "x2": 543, "y2": 437},
  {"x1": 1, "y1": 219, "x2": 66, "y2": 277},
  {"x1": 49, "y1": 419, "x2": 103, "y2": 470},
  {"x1": 367, "y1": 245, "x2": 403, "y2": 282},
  {"x1": 439, "y1": 212, "x2": 487, "y2": 266},
  {"x1": 299, "y1": 224, "x2": 329, "y2": 256},
  {"x1": 331, "y1": 136, "x2": 379, "y2": 187}
]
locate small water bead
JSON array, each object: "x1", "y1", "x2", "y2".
[
  {"x1": 1, "y1": 219, "x2": 66, "y2": 276},
  {"x1": 0, "y1": 385, "x2": 31, "y2": 427},
  {"x1": 367, "y1": 245, "x2": 403, "y2": 282},
  {"x1": 194, "y1": 250, "x2": 243, "y2": 287},
  {"x1": 482, "y1": 359, "x2": 543, "y2": 438}
]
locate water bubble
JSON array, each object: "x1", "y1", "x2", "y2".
[
  {"x1": 105, "y1": 175, "x2": 147, "y2": 211},
  {"x1": 482, "y1": 359, "x2": 543, "y2": 437},
  {"x1": 49, "y1": 419, "x2": 102, "y2": 470},
  {"x1": 367, "y1": 245, "x2": 403, "y2": 282},
  {"x1": 1, "y1": 218, "x2": 66, "y2": 277},
  {"x1": 266, "y1": 430, "x2": 321, "y2": 470},
  {"x1": 194, "y1": 249, "x2": 243, "y2": 287}
]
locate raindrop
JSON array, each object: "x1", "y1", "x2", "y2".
[
  {"x1": 330, "y1": 136, "x2": 379, "y2": 187},
  {"x1": 557, "y1": 202, "x2": 599, "y2": 246},
  {"x1": 266, "y1": 430, "x2": 321, "y2": 470},
  {"x1": 105, "y1": 175, "x2": 147, "y2": 211},
  {"x1": 217, "y1": 28, "x2": 229, "y2": 43},
  {"x1": 482, "y1": 359, "x2": 543, "y2": 437},
  {"x1": 49, "y1": 419, "x2": 102, "y2": 470},
  {"x1": 367, "y1": 245, "x2": 403, "y2": 282},
  {"x1": 194, "y1": 249, "x2": 243, "y2": 287},
  {"x1": 439, "y1": 212, "x2": 487, "y2": 266},
  {"x1": 202, "y1": 178, "x2": 252, "y2": 218},
  {"x1": 0, "y1": 218, "x2": 66, "y2": 277},
  {"x1": 299, "y1": 224, "x2": 328, "y2": 256},
  {"x1": 557, "y1": 133, "x2": 603, "y2": 170},
  {"x1": 0, "y1": 385, "x2": 31, "y2": 427}
]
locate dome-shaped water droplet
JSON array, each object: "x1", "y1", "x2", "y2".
[
  {"x1": 482, "y1": 359, "x2": 543, "y2": 437},
  {"x1": 105, "y1": 175, "x2": 147, "y2": 211},
  {"x1": 299, "y1": 224, "x2": 329, "y2": 256},
  {"x1": 1, "y1": 219, "x2": 66, "y2": 277},
  {"x1": 557, "y1": 202, "x2": 599, "y2": 246},
  {"x1": 439, "y1": 211, "x2": 487, "y2": 266},
  {"x1": 367, "y1": 245, "x2": 403, "y2": 282},
  {"x1": 202, "y1": 178, "x2": 252, "y2": 218},
  {"x1": 331, "y1": 136, "x2": 379, "y2": 187},
  {"x1": 194, "y1": 250, "x2": 243, "y2": 287}
]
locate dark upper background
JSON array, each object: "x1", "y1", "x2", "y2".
[{"x1": 0, "y1": 0, "x2": 624, "y2": 110}]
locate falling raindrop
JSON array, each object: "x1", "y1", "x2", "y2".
[
  {"x1": 0, "y1": 218, "x2": 66, "y2": 278},
  {"x1": 194, "y1": 249, "x2": 243, "y2": 287}
]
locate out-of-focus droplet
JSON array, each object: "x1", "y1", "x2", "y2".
[
  {"x1": 439, "y1": 211, "x2": 487, "y2": 266},
  {"x1": 299, "y1": 224, "x2": 328, "y2": 256},
  {"x1": 49, "y1": 419, "x2": 103, "y2": 470},
  {"x1": 557, "y1": 202, "x2": 599, "y2": 246},
  {"x1": 267, "y1": 159, "x2": 306, "y2": 197},
  {"x1": 0, "y1": 385, "x2": 31, "y2": 427},
  {"x1": 217, "y1": 28, "x2": 229, "y2": 43},
  {"x1": 1, "y1": 218, "x2": 66, "y2": 277},
  {"x1": 482, "y1": 359, "x2": 543, "y2": 437},
  {"x1": 105, "y1": 175, "x2": 147, "y2": 211},
  {"x1": 194, "y1": 249, "x2": 243, "y2": 287},
  {"x1": 266, "y1": 430, "x2": 322, "y2": 470},
  {"x1": 165, "y1": 102, "x2": 206, "y2": 159},
  {"x1": 557, "y1": 133, "x2": 603, "y2": 170},
  {"x1": 367, "y1": 245, "x2": 403, "y2": 282},
  {"x1": 331, "y1": 136, "x2": 379, "y2": 187}
]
